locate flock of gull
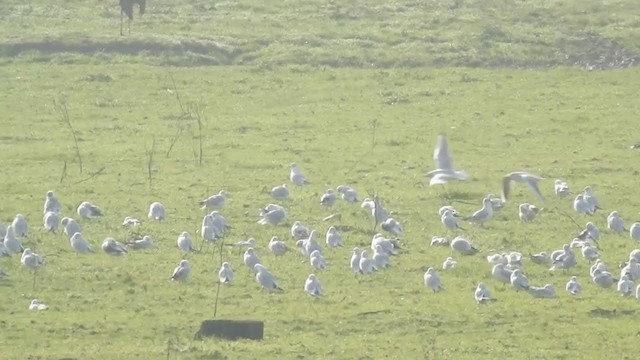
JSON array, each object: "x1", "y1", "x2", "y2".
[{"x1": 3, "y1": 134, "x2": 640, "y2": 312}]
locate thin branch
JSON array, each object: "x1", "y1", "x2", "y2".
[
  {"x1": 54, "y1": 98, "x2": 83, "y2": 174},
  {"x1": 73, "y1": 166, "x2": 106, "y2": 185},
  {"x1": 371, "y1": 119, "x2": 378, "y2": 153},
  {"x1": 167, "y1": 72, "x2": 187, "y2": 116},
  {"x1": 147, "y1": 137, "x2": 156, "y2": 188},
  {"x1": 193, "y1": 103, "x2": 206, "y2": 166},
  {"x1": 165, "y1": 126, "x2": 184, "y2": 158},
  {"x1": 213, "y1": 239, "x2": 225, "y2": 318},
  {"x1": 59, "y1": 160, "x2": 67, "y2": 184},
  {"x1": 372, "y1": 194, "x2": 382, "y2": 233}
]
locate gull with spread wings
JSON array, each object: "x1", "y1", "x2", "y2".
[
  {"x1": 425, "y1": 134, "x2": 469, "y2": 186},
  {"x1": 501, "y1": 172, "x2": 544, "y2": 203}
]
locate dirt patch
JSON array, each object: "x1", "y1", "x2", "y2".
[
  {"x1": 0, "y1": 37, "x2": 241, "y2": 65},
  {"x1": 559, "y1": 31, "x2": 639, "y2": 70}
]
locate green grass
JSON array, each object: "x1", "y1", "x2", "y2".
[
  {"x1": 1, "y1": 1, "x2": 640, "y2": 359},
  {"x1": 1, "y1": 0, "x2": 639, "y2": 67}
]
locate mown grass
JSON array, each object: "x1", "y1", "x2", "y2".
[
  {"x1": 1, "y1": 0, "x2": 640, "y2": 359},
  {"x1": 1, "y1": 64, "x2": 639, "y2": 359}
]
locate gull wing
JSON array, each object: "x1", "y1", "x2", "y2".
[
  {"x1": 526, "y1": 178, "x2": 545, "y2": 202},
  {"x1": 433, "y1": 134, "x2": 454, "y2": 171}
]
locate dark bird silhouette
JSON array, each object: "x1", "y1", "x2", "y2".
[{"x1": 120, "y1": 0, "x2": 146, "y2": 36}]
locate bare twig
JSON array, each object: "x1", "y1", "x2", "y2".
[
  {"x1": 72, "y1": 167, "x2": 106, "y2": 185},
  {"x1": 54, "y1": 98, "x2": 83, "y2": 174},
  {"x1": 372, "y1": 194, "x2": 382, "y2": 233},
  {"x1": 371, "y1": 119, "x2": 378, "y2": 154},
  {"x1": 193, "y1": 103, "x2": 206, "y2": 166},
  {"x1": 59, "y1": 160, "x2": 67, "y2": 184},
  {"x1": 167, "y1": 72, "x2": 187, "y2": 116},
  {"x1": 213, "y1": 239, "x2": 225, "y2": 318},
  {"x1": 147, "y1": 137, "x2": 156, "y2": 188},
  {"x1": 165, "y1": 126, "x2": 184, "y2": 158}
]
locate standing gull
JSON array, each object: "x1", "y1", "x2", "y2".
[
  {"x1": 3, "y1": 226, "x2": 24, "y2": 253},
  {"x1": 336, "y1": 185, "x2": 359, "y2": 203},
  {"x1": 492, "y1": 264, "x2": 514, "y2": 285},
  {"x1": 350, "y1": 247, "x2": 362, "y2": 273},
  {"x1": 21, "y1": 248, "x2": 45, "y2": 269},
  {"x1": 254, "y1": 264, "x2": 282, "y2": 291},
  {"x1": 629, "y1": 223, "x2": 640, "y2": 241},
  {"x1": 244, "y1": 248, "x2": 261, "y2": 272},
  {"x1": 325, "y1": 226, "x2": 343, "y2": 248},
  {"x1": 554, "y1": 180, "x2": 570, "y2": 198},
  {"x1": 573, "y1": 194, "x2": 592, "y2": 215},
  {"x1": 148, "y1": 202, "x2": 165, "y2": 221},
  {"x1": 171, "y1": 260, "x2": 191, "y2": 282},
  {"x1": 617, "y1": 275, "x2": 634, "y2": 296},
  {"x1": 61, "y1": 218, "x2": 81, "y2": 239},
  {"x1": 199, "y1": 190, "x2": 227, "y2": 210},
  {"x1": 289, "y1": 163, "x2": 308, "y2": 186},
  {"x1": 218, "y1": 262, "x2": 234, "y2": 284},
  {"x1": 501, "y1": 172, "x2": 544, "y2": 203},
  {"x1": 583, "y1": 186, "x2": 601, "y2": 213},
  {"x1": 12, "y1": 214, "x2": 28, "y2": 237},
  {"x1": 70, "y1": 232, "x2": 93, "y2": 253},
  {"x1": 358, "y1": 250, "x2": 374, "y2": 274},
  {"x1": 566, "y1": 276, "x2": 581, "y2": 295},
  {"x1": 309, "y1": 250, "x2": 326, "y2": 271},
  {"x1": 474, "y1": 283, "x2": 495, "y2": 304},
  {"x1": 441, "y1": 210, "x2": 464, "y2": 232},
  {"x1": 177, "y1": 232, "x2": 196, "y2": 252},
  {"x1": 372, "y1": 244, "x2": 390, "y2": 270},
  {"x1": 510, "y1": 269, "x2": 530, "y2": 291},
  {"x1": 43, "y1": 191, "x2": 61, "y2": 214},
  {"x1": 304, "y1": 274, "x2": 322, "y2": 296},
  {"x1": 607, "y1": 211, "x2": 626, "y2": 232},
  {"x1": 43, "y1": 211, "x2": 59, "y2": 233},
  {"x1": 424, "y1": 267, "x2": 444, "y2": 292},
  {"x1": 464, "y1": 198, "x2": 493, "y2": 226}
]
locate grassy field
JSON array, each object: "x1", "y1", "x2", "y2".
[{"x1": 1, "y1": 1, "x2": 640, "y2": 359}]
